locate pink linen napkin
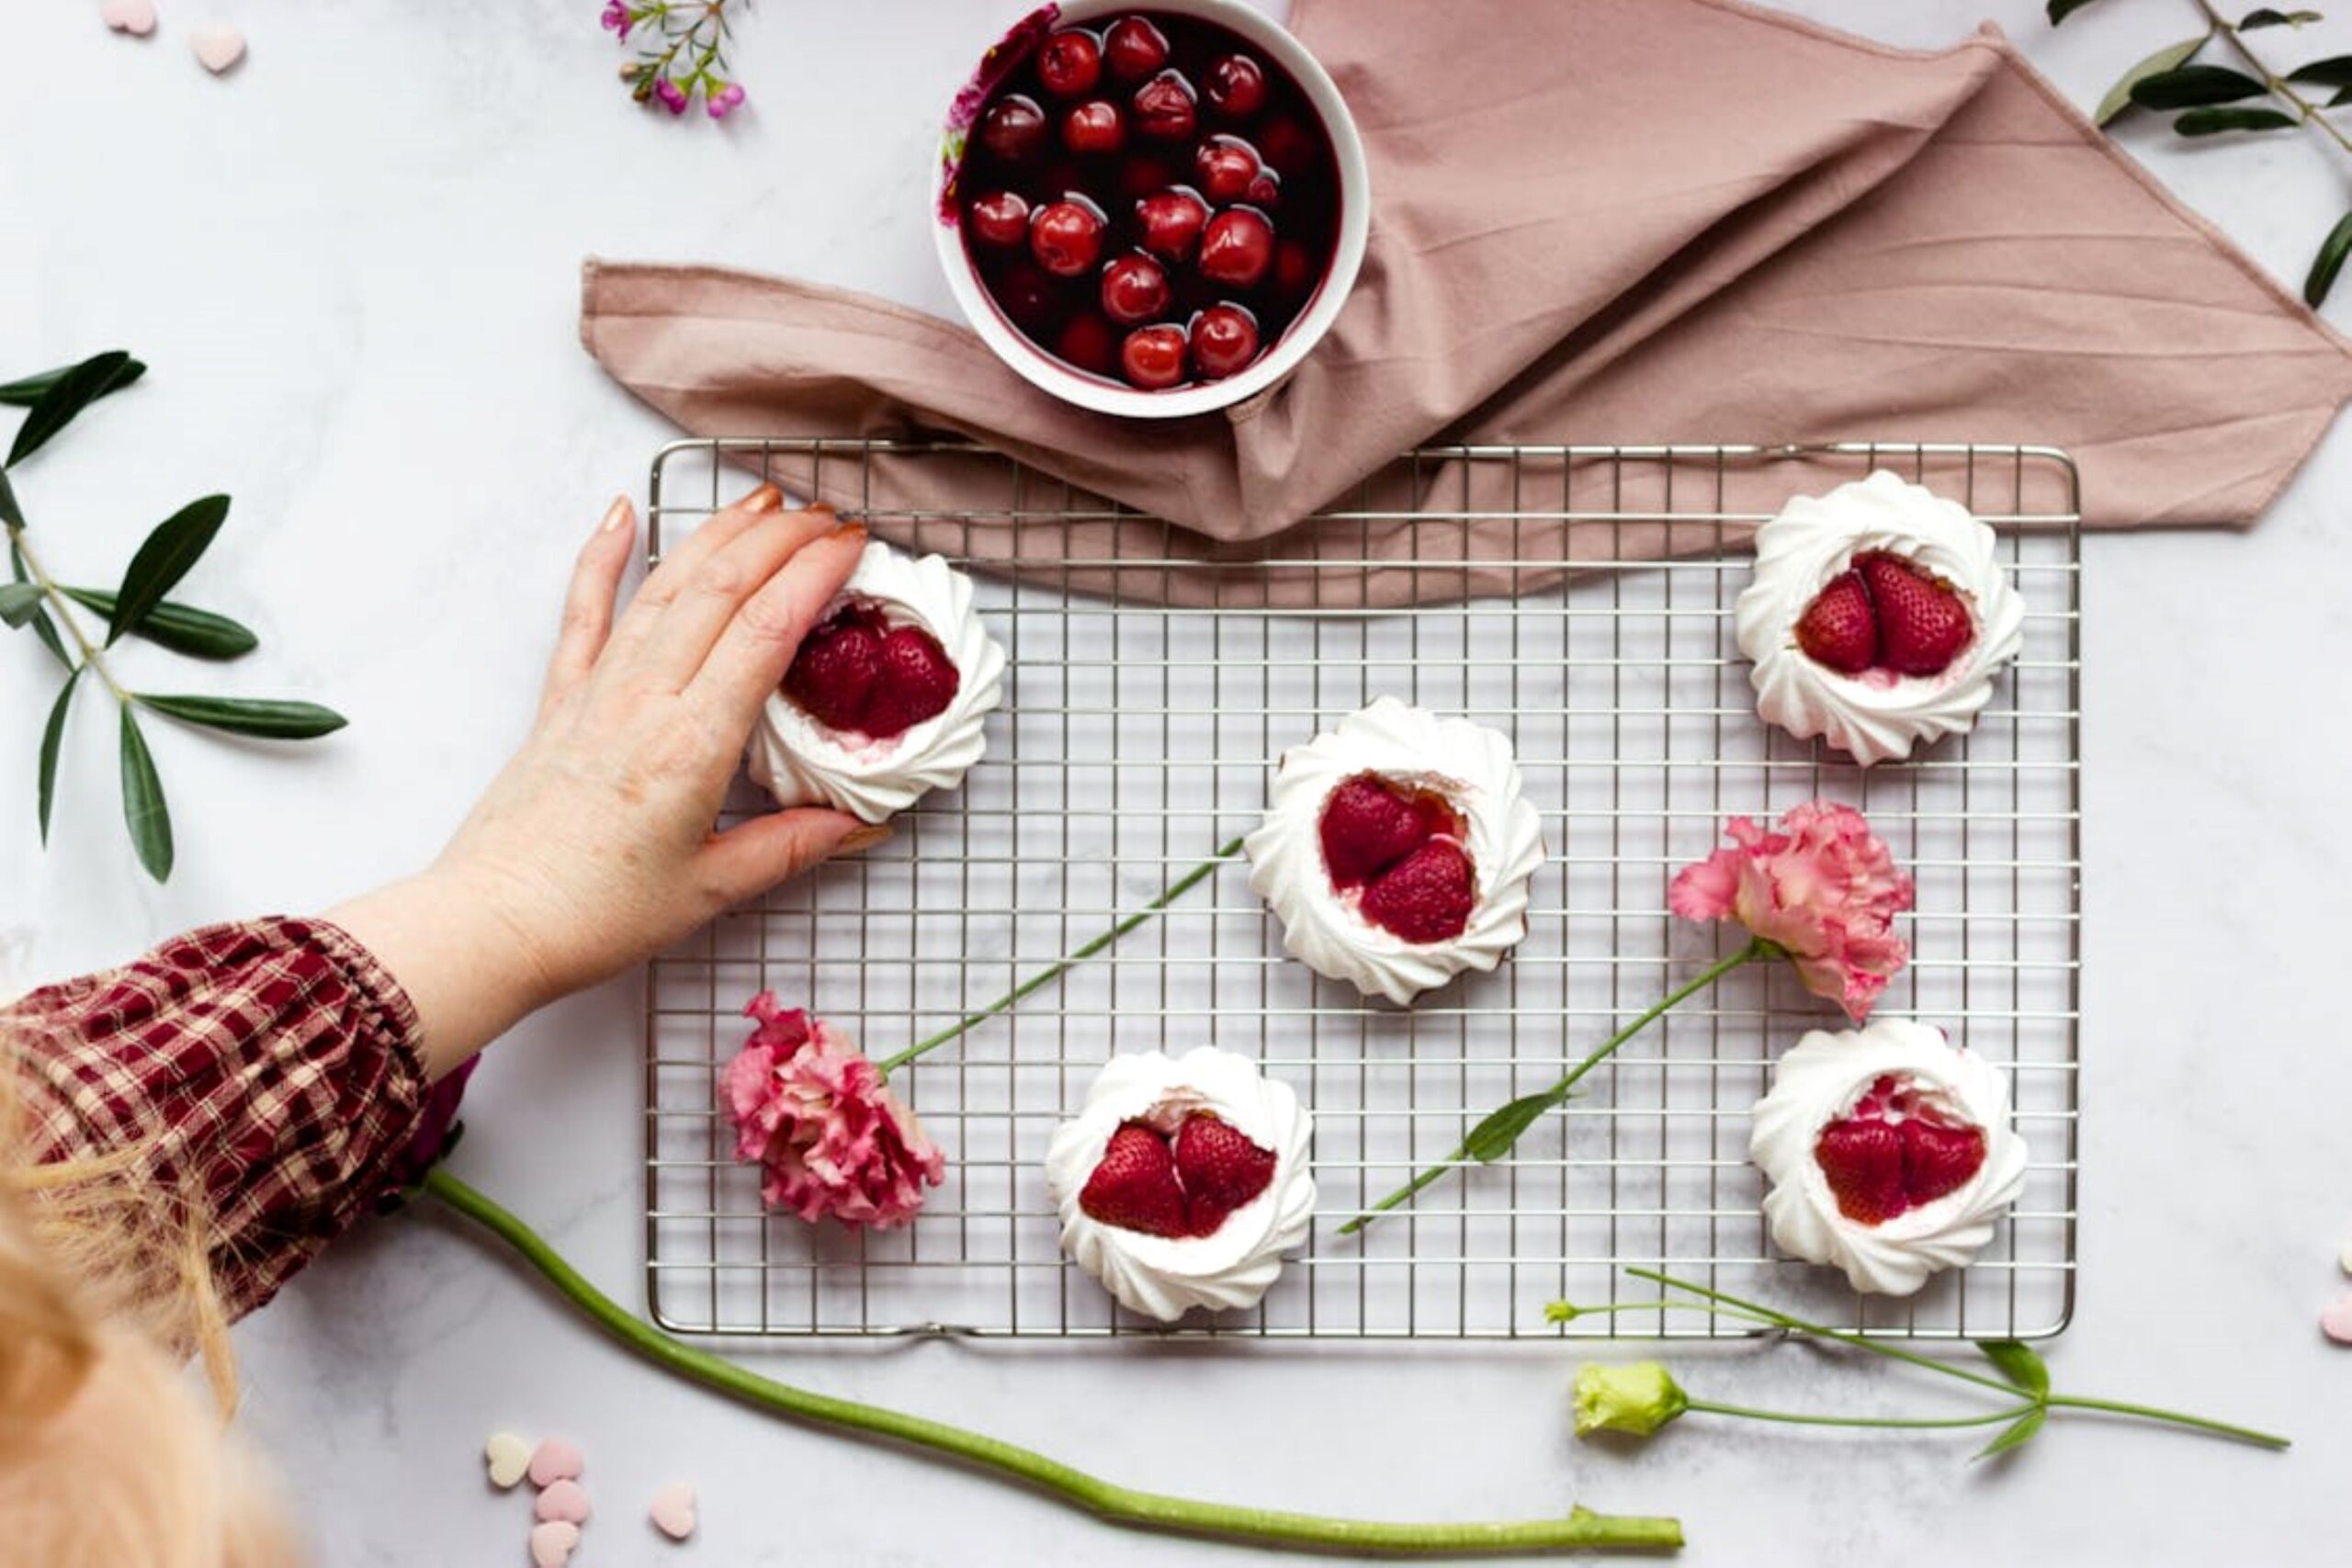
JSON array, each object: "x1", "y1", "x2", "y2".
[{"x1": 582, "y1": 0, "x2": 2352, "y2": 605}]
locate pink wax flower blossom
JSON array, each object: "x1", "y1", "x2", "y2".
[
  {"x1": 600, "y1": 1, "x2": 633, "y2": 41},
  {"x1": 707, "y1": 81, "x2": 745, "y2": 118},
  {"x1": 719, "y1": 993, "x2": 946, "y2": 1230},
  {"x1": 1668, "y1": 800, "x2": 1915, "y2": 1021},
  {"x1": 655, "y1": 75, "x2": 689, "y2": 115}
]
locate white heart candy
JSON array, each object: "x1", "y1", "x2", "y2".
[
  {"x1": 527, "y1": 1436, "x2": 584, "y2": 1488},
  {"x1": 528, "y1": 1520, "x2": 582, "y2": 1568},
  {"x1": 190, "y1": 23, "x2": 244, "y2": 73},
  {"x1": 484, "y1": 1431, "x2": 531, "y2": 1490},
  {"x1": 2323, "y1": 1292, "x2": 2352, "y2": 1346},
  {"x1": 535, "y1": 1479, "x2": 592, "y2": 1526},
  {"x1": 648, "y1": 1482, "x2": 698, "y2": 1541},
  {"x1": 101, "y1": 0, "x2": 158, "y2": 36}
]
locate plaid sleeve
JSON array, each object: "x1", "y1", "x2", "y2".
[{"x1": 4, "y1": 917, "x2": 434, "y2": 1319}]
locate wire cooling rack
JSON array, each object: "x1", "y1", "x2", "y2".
[{"x1": 643, "y1": 439, "x2": 2081, "y2": 1342}]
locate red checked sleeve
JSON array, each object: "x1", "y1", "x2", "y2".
[{"x1": 3, "y1": 917, "x2": 435, "y2": 1320}]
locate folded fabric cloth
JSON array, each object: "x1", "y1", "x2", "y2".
[{"x1": 583, "y1": 0, "x2": 2352, "y2": 605}]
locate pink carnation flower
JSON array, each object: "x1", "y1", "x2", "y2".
[
  {"x1": 719, "y1": 994, "x2": 945, "y2": 1229},
  {"x1": 1668, "y1": 800, "x2": 1914, "y2": 1021}
]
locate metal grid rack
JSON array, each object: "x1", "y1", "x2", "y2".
[{"x1": 644, "y1": 439, "x2": 2081, "y2": 1342}]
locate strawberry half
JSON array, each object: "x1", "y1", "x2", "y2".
[
  {"x1": 1899, "y1": 1117, "x2": 1985, "y2": 1209},
  {"x1": 1793, "y1": 570, "x2": 1877, "y2": 675},
  {"x1": 1813, "y1": 1078, "x2": 1988, "y2": 1226},
  {"x1": 1856, "y1": 552, "x2": 1973, "y2": 677},
  {"x1": 1173, "y1": 1112, "x2": 1278, "y2": 1235},
  {"x1": 863, "y1": 624, "x2": 961, "y2": 737},
  {"x1": 1318, "y1": 773, "x2": 1432, "y2": 887},
  {"x1": 1078, "y1": 1122, "x2": 1189, "y2": 1237},
  {"x1": 1815, "y1": 1118, "x2": 1905, "y2": 1225},
  {"x1": 782, "y1": 604, "x2": 961, "y2": 739},
  {"x1": 1359, "y1": 840, "x2": 1476, "y2": 944}
]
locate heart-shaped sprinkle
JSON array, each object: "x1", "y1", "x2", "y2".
[
  {"x1": 528, "y1": 1520, "x2": 582, "y2": 1568},
  {"x1": 2322, "y1": 1292, "x2": 2352, "y2": 1345},
  {"x1": 649, "y1": 1482, "x2": 698, "y2": 1541},
  {"x1": 527, "y1": 1436, "x2": 584, "y2": 1488},
  {"x1": 534, "y1": 1479, "x2": 593, "y2": 1526},
  {"x1": 101, "y1": 0, "x2": 158, "y2": 37},
  {"x1": 190, "y1": 23, "x2": 245, "y2": 73},
  {"x1": 484, "y1": 1431, "x2": 531, "y2": 1490}
]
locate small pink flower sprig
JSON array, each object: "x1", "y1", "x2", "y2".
[
  {"x1": 1343, "y1": 801, "x2": 1916, "y2": 1233},
  {"x1": 604, "y1": 0, "x2": 750, "y2": 119}
]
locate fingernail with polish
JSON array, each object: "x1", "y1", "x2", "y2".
[
  {"x1": 599, "y1": 494, "x2": 633, "y2": 533},
  {"x1": 838, "y1": 823, "x2": 893, "y2": 854},
  {"x1": 743, "y1": 483, "x2": 784, "y2": 513}
]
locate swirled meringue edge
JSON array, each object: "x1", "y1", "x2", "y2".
[
  {"x1": 1043, "y1": 1046, "x2": 1317, "y2": 1322},
  {"x1": 747, "y1": 541, "x2": 1008, "y2": 823},
  {"x1": 1749, "y1": 1018, "x2": 2030, "y2": 1297},
  {"x1": 1243, "y1": 696, "x2": 1546, "y2": 1006},
  {"x1": 1734, "y1": 470, "x2": 2026, "y2": 767}
]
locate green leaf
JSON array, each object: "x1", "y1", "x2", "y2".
[
  {"x1": 2047, "y1": 0, "x2": 2105, "y2": 23},
  {"x1": 0, "y1": 355, "x2": 144, "y2": 410},
  {"x1": 2096, "y1": 34, "x2": 2210, "y2": 126},
  {"x1": 119, "y1": 705, "x2": 173, "y2": 882},
  {"x1": 28, "y1": 606, "x2": 72, "y2": 670},
  {"x1": 6, "y1": 351, "x2": 134, "y2": 468},
  {"x1": 107, "y1": 494, "x2": 230, "y2": 647},
  {"x1": 1978, "y1": 1340, "x2": 2052, "y2": 1397},
  {"x1": 63, "y1": 587, "x2": 257, "y2": 660},
  {"x1": 0, "y1": 581, "x2": 40, "y2": 627},
  {"x1": 1974, "y1": 1406, "x2": 2048, "y2": 1460},
  {"x1": 0, "y1": 468, "x2": 22, "y2": 530},
  {"x1": 2334, "y1": 85, "x2": 2352, "y2": 105},
  {"x1": 38, "y1": 670, "x2": 81, "y2": 844},
  {"x1": 2240, "y1": 7, "x2": 2324, "y2": 27},
  {"x1": 2306, "y1": 210, "x2": 2352, "y2": 305},
  {"x1": 134, "y1": 694, "x2": 346, "y2": 739},
  {"x1": 2287, "y1": 52, "x2": 2352, "y2": 85},
  {"x1": 2129, "y1": 64, "x2": 2271, "y2": 107},
  {"x1": 1463, "y1": 1089, "x2": 1567, "y2": 1164},
  {"x1": 2174, "y1": 105, "x2": 2300, "y2": 133}
]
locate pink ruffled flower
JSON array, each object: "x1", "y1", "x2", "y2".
[
  {"x1": 1668, "y1": 801, "x2": 1915, "y2": 1021},
  {"x1": 719, "y1": 993, "x2": 945, "y2": 1229},
  {"x1": 600, "y1": 1, "x2": 633, "y2": 41},
  {"x1": 707, "y1": 81, "x2": 745, "y2": 118}
]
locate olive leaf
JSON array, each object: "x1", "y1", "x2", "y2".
[
  {"x1": 108, "y1": 494, "x2": 230, "y2": 646},
  {"x1": 39, "y1": 671, "x2": 81, "y2": 844},
  {"x1": 0, "y1": 355, "x2": 145, "y2": 411},
  {"x1": 1463, "y1": 1089, "x2": 1568, "y2": 1163},
  {"x1": 1977, "y1": 1340, "x2": 2052, "y2": 1397},
  {"x1": 0, "y1": 581, "x2": 40, "y2": 627},
  {"x1": 119, "y1": 705, "x2": 174, "y2": 881},
  {"x1": 2307, "y1": 210, "x2": 2352, "y2": 305},
  {"x1": 135, "y1": 694, "x2": 347, "y2": 739},
  {"x1": 2131, "y1": 64, "x2": 2271, "y2": 107},
  {"x1": 2096, "y1": 34, "x2": 2209, "y2": 126},
  {"x1": 2175, "y1": 106, "x2": 2299, "y2": 133},
  {"x1": 6, "y1": 350, "x2": 135, "y2": 468},
  {"x1": 2240, "y1": 7, "x2": 2324, "y2": 26},
  {"x1": 0, "y1": 468, "x2": 22, "y2": 530},
  {"x1": 64, "y1": 587, "x2": 257, "y2": 660},
  {"x1": 6, "y1": 543, "x2": 71, "y2": 670},
  {"x1": 2047, "y1": 0, "x2": 2106, "y2": 23},
  {"x1": 2287, "y1": 52, "x2": 2352, "y2": 85},
  {"x1": 1975, "y1": 1406, "x2": 2049, "y2": 1461}
]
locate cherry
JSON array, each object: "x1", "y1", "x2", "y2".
[
  {"x1": 990, "y1": 258, "x2": 1060, "y2": 331},
  {"x1": 1102, "y1": 16, "x2": 1170, "y2": 82},
  {"x1": 1056, "y1": 311, "x2": 1120, "y2": 376},
  {"x1": 1100, "y1": 253, "x2": 1171, "y2": 326},
  {"x1": 1134, "y1": 187, "x2": 1209, "y2": 264},
  {"x1": 978, "y1": 94, "x2": 1047, "y2": 164},
  {"x1": 1120, "y1": 323, "x2": 1188, "y2": 389},
  {"x1": 1255, "y1": 115, "x2": 1316, "y2": 176},
  {"x1": 1198, "y1": 207, "x2": 1275, "y2": 288},
  {"x1": 1193, "y1": 135, "x2": 1261, "y2": 206},
  {"x1": 1271, "y1": 237, "x2": 1317, "y2": 299},
  {"x1": 1029, "y1": 198, "x2": 1105, "y2": 277},
  {"x1": 1035, "y1": 28, "x2": 1103, "y2": 97},
  {"x1": 1203, "y1": 52, "x2": 1269, "y2": 118},
  {"x1": 1245, "y1": 169, "x2": 1281, "y2": 210},
  {"x1": 966, "y1": 190, "x2": 1031, "y2": 249},
  {"x1": 1189, "y1": 303, "x2": 1260, "y2": 380},
  {"x1": 1062, "y1": 98, "x2": 1125, "y2": 156},
  {"x1": 1131, "y1": 69, "x2": 1198, "y2": 141}
]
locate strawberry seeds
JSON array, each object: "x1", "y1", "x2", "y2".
[
  {"x1": 1794, "y1": 550, "x2": 1974, "y2": 678},
  {"x1": 782, "y1": 603, "x2": 961, "y2": 739},
  {"x1": 1812, "y1": 1073, "x2": 1987, "y2": 1225},
  {"x1": 1318, "y1": 772, "x2": 1477, "y2": 943},
  {"x1": 1078, "y1": 1112, "x2": 1279, "y2": 1238}
]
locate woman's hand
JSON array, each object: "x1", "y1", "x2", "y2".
[{"x1": 333, "y1": 486, "x2": 877, "y2": 1078}]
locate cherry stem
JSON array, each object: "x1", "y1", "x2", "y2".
[{"x1": 877, "y1": 835, "x2": 1248, "y2": 1077}]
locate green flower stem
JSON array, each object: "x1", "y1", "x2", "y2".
[
  {"x1": 2041, "y1": 1394, "x2": 2290, "y2": 1450},
  {"x1": 1340, "y1": 940, "x2": 1770, "y2": 1235},
  {"x1": 6, "y1": 524, "x2": 125, "y2": 700},
  {"x1": 1686, "y1": 1400, "x2": 2030, "y2": 1431},
  {"x1": 419, "y1": 1168, "x2": 1684, "y2": 1556},
  {"x1": 876, "y1": 835, "x2": 1246, "y2": 1077}
]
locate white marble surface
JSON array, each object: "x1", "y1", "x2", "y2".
[{"x1": 6, "y1": 1, "x2": 2349, "y2": 1562}]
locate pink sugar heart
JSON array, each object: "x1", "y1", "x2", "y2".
[
  {"x1": 2323, "y1": 1292, "x2": 2352, "y2": 1345},
  {"x1": 526, "y1": 1436, "x2": 584, "y2": 1488},
  {"x1": 534, "y1": 1479, "x2": 593, "y2": 1526},
  {"x1": 101, "y1": 0, "x2": 158, "y2": 37},
  {"x1": 190, "y1": 22, "x2": 245, "y2": 73},
  {"x1": 527, "y1": 1520, "x2": 582, "y2": 1568},
  {"x1": 648, "y1": 1482, "x2": 697, "y2": 1541}
]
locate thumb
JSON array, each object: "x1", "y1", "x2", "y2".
[{"x1": 700, "y1": 808, "x2": 888, "y2": 906}]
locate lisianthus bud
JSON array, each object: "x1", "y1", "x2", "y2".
[{"x1": 1573, "y1": 1361, "x2": 1690, "y2": 1439}]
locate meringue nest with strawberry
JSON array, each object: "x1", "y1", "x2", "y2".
[
  {"x1": 749, "y1": 541, "x2": 1007, "y2": 823},
  {"x1": 1045, "y1": 1046, "x2": 1316, "y2": 1322},
  {"x1": 1735, "y1": 471, "x2": 2025, "y2": 768}
]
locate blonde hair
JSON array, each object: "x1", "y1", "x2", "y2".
[{"x1": 0, "y1": 1024, "x2": 303, "y2": 1567}]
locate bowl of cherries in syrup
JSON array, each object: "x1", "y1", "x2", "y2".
[{"x1": 936, "y1": 0, "x2": 1369, "y2": 418}]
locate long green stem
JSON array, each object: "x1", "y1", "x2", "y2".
[
  {"x1": 1687, "y1": 1400, "x2": 2030, "y2": 1431},
  {"x1": 2044, "y1": 1394, "x2": 2290, "y2": 1450},
  {"x1": 419, "y1": 1168, "x2": 1683, "y2": 1555},
  {"x1": 6, "y1": 523, "x2": 124, "y2": 700},
  {"x1": 877, "y1": 835, "x2": 1245, "y2": 1077},
  {"x1": 1340, "y1": 941, "x2": 1769, "y2": 1234}
]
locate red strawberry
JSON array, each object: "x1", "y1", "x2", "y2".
[
  {"x1": 1857, "y1": 552, "x2": 1973, "y2": 677},
  {"x1": 1318, "y1": 773, "x2": 1429, "y2": 887},
  {"x1": 1079, "y1": 1122, "x2": 1188, "y2": 1236},
  {"x1": 1173, "y1": 1112, "x2": 1277, "y2": 1235},
  {"x1": 1815, "y1": 1118, "x2": 1905, "y2": 1225},
  {"x1": 1794, "y1": 570, "x2": 1877, "y2": 675},
  {"x1": 1899, "y1": 1117, "x2": 1985, "y2": 1208},
  {"x1": 782, "y1": 606, "x2": 886, "y2": 732},
  {"x1": 1360, "y1": 840, "x2": 1477, "y2": 944},
  {"x1": 862, "y1": 625, "x2": 961, "y2": 738}
]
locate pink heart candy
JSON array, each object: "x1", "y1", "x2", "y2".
[
  {"x1": 648, "y1": 1482, "x2": 698, "y2": 1541},
  {"x1": 190, "y1": 22, "x2": 244, "y2": 73},
  {"x1": 2322, "y1": 1292, "x2": 2352, "y2": 1345},
  {"x1": 527, "y1": 1436, "x2": 584, "y2": 1488},
  {"x1": 527, "y1": 1520, "x2": 582, "y2": 1568},
  {"x1": 101, "y1": 0, "x2": 158, "y2": 36},
  {"x1": 534, "y1": 1479, "x2": 593, "y2": 1526}
]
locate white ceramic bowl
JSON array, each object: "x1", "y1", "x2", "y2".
[{"x1": 933, "y1": 0, "x2": 1371, "y2": 420}]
